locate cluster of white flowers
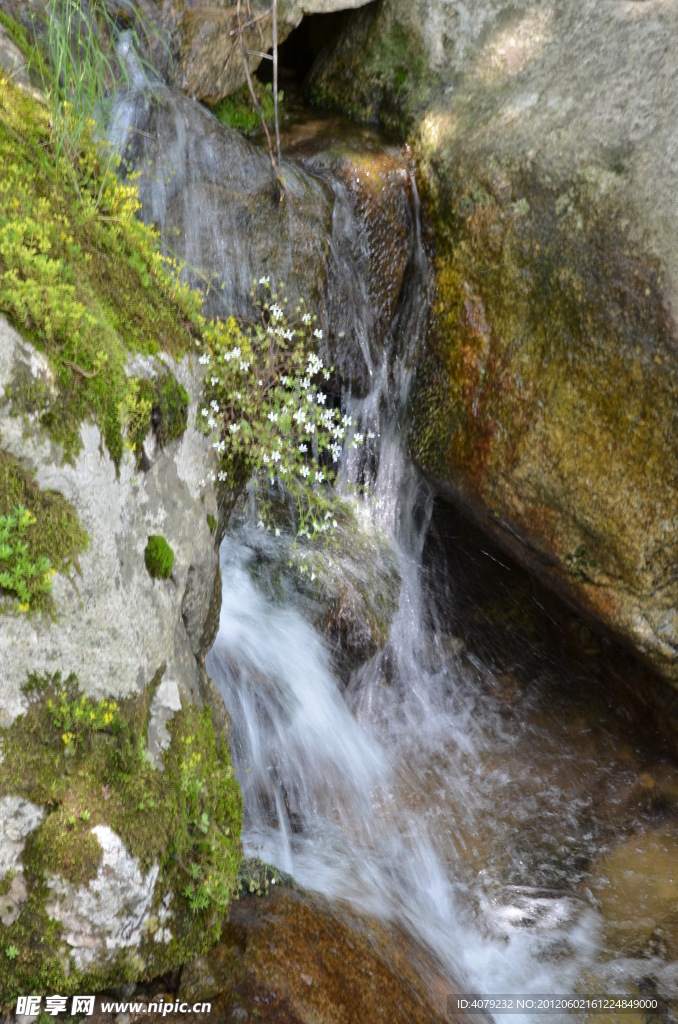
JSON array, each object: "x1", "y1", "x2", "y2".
[{"x1": 195, "y1": 280, "x2": 366, "y2": 543}]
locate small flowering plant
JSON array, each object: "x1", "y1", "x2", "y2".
[{"x1": 197, "y1": 280, "x2": 361, "y2": 541}]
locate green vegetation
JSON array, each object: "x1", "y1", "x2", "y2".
[
  {"x1": 120, "y1": 370, "x2": 190, "y2": 463},
  {"x1": 0, "y1": 672, "x2": 242, "y2": 1003},
  {"x1": 144, "y1": 535, "x2": 174, "y2": 579},
  {"x1": 236, "y1": 857, "x2": 291, "y2": 898},
  {"x1": 212, "y1": 81, "x2": 283, "y2": 137},
  {"x1": 0, "y1": 450, "x2": 87, "y2": 613},
  {"x1": 0, "y1": 72, "x2": 201, "y2": 464},
  {"x1": 198, "y1": 281, "x2": 363, "y2": 542},
  {"x1": 0, "y1": 506, "x2": 52, "y2": 610},
  {"x1": 207, "y1": 513, "x2": 218, "y2": 535}
]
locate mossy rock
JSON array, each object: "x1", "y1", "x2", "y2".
[
  {"x1": 145, "y1": 535, "x2": 175, "y2": 580},
  {"x1": 311, "y1": 0, "x2": 678, "y2": 687},
  {"x1": 0, "y1": 449, "x2": 88, "y2": 614},
  {"x1": 0, "y1": 672, "x2": 242, "y2": 1005},
  {"x1": 0, "y1": 74, "x2": 200, "y2": 466}
]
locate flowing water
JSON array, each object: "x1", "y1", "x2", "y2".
[
  {"x1": 110, "y1": 56, "x2": 678, "y2": 1020},
  {"x1": 205, "y1": 170, "x2": 678, "y2": 1018}
]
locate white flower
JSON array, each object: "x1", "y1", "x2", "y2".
[
  {"x1": 270, "y1": 303, "x2": 284, "y2": 322},
  {"x1": 323, "y1": 371, "x2": 331, "y2": 381},
  {"x1": 302, "y1": 313, "x2": 312, "y2": 324},
  {"x1": 201, "y1": 408, "x2": 209, "y2": 418},
  {"x1": 275, "y1": 528, "x2": 281, "y2": 537},
  {"x1": 207, "y1": 416, "x2": 217, "y2": 430},
  {"x1": 315, "y1": 470, "x2": 324, "y2": 483},
  {"x1": 210, "y1": 400, "x2": 220, "y2": 412},
  {"x1": 217, "y1": 470, "x2": 228, "y2": 481},
  {"x1": 267, "y1": 411, "x2": 278, "y2": 422},
  {"x1": 271, "y1": 450, "x2": 281, "y2": 462},
  {"x1": 313, "y1": 328, "x2": 323, "y2": 339},
  {"x1": 240, "y1": 360, "x2": 250, "y2": 371},
  {"x1": 258, "y1": 276, "x2": 270, "y2": 285},
  {"x1": 317, "y1": 393, "x2": 326, "y2": 405},
  {"x1": 199, "y1": 353, "x2": 210, "y2": 365},
  {"x1": 354, "y1": 432, "x2": 364, "y2": 445},
  {"x1": 293, "y1": 409, "x2": 307, "y2": 424},
  {"x1": 332, "y1": 519, "x2": 337, "y2": 528},
  {"x1": 263, "y1": 453, "x2": 270, "y2": 464},
  {"x1": 301, "y1": 377, "x2": 310, "y2": 390},
  {"x1": 257, "y1": 519, "x2": 265, "y2": 529},
  {"x1": 298, "y1": 443, "x2": 308, "y2": 452},
  {"x1": 280, "y1": 375, "x2": 289, "y2": 386},
  {"x1": 210, "y1": 377, "x2": 219, "y2": 386},
  {"x1": 229, "y1": 422, "x2": 240, "y2": 433},
  {"x1": 307, "y1": 423, "x2": 316, "y2": 434},
  {"x1": 299, "y1": 466, "x2": 310, "y2": 478},
  {"x1": 258, "y1": 379, "x2": 264, "y2": 387},
  {"x1": 342, "y1": 414, "x2": 352, "y2": 427},
  {"x1": 367, "y1": 430, "x2": 375, "y2": 439}
]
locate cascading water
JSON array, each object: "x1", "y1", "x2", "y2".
[
  {"x1": 205, "y1": 168, "x2": 657, "y2": 1017},
  {"x1": 108, "y1": 50, "x2": 677, "y2": 1017}
]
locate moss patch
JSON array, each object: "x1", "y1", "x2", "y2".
[
  {"x1": 145, "y1": 535, "x2": 174, "y2": 579},
  {"x1": 0, "y1": 449, "x2": 87, "y2": 612},
  {"x1": 306, "y1": 8, "x2": 434, "y2": 135},
  {"x1": 0, "y1": 73, "x2": 201, "y2": 465},
  {"x1": 211, "y1": 81, "x2": 283, "y2": 137},
  {"x1": 122, "y1": 370, "x2": 190, "y2": 465},
  {"x1": 0, "y1": 672, "x2": 242, "y2": 1005}
]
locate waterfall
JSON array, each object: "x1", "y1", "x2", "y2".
[
  {"x1": 206, "y1": 168, "x2": 603, "y2": 1016},
  {"x1": 106, "y1": 46, "x2": 676, "y2": 1015}
]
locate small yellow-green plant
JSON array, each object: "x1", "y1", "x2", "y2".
[
  {"x1": 0, "y1": 505, "x2": 53, "y2": 609},
  {"x1": 177, "y1": 735, "x2": 237, "y2": 913},
  {"x1": 46, "y1": 689, "x2": 121, "y2": 753},
  {"x1": 0, "y1": 450, "x2": 87, "y2": 615}
]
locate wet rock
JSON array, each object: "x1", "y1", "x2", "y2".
[
  {"x1": 304, "y1": 142, "x2": 414, "y2": 392},
  {"x1": 310, "y1": 0, "x2": 678, "y2": 690},
  {"x1": 588, "y1": 825, "x2": 678, "y2": 960},
  {"x1": 109, "y1": 55, "x2": 335, "y2": 321},
  {"x1": 176, "y1": 888, "x2": 460, "y2": 1024}
]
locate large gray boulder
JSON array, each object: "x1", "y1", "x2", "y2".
[{"x1": 309, "y1": 0, "x2": 678, "y2": 688}]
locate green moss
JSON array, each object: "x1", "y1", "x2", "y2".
[
  {"x1": 144, "y1": 535, "x2": 174, "y2": 579},
  {"x1": 306, "y1": 9, "x2": 433, "y2": 135},
  {"x1": 122, "y1": 370, "x2": 190, "y2": 465},
  {"x1": 0, "y1": 672, "x2": 242, "y2": 1005},
  {"x1": 207, "y1": 514, "x2": 217, "y2": 535},
  {"x1": 211, "y1": 81, "x2": 283, "y2": 137},
  {"x1": 409, "y1": 147, "x2": 678, "y2": 629},
  {"x1": 0, "y1": 74, "x2": 201, "y2": 465},
  {"x1": 0, "y1": 449, "x2": 87, "y2": 612},
  {"x1": 0, "y1": 11, "x2": 31, "y2": 56}
]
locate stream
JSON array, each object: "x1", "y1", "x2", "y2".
[{"x1": 111, "y1": 57, "x2": 678, "y2": 1022}]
